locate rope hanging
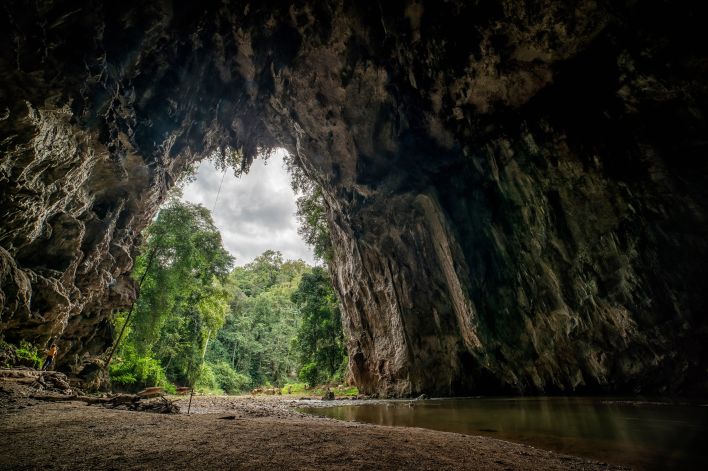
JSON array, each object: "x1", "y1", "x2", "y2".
[
  {"x1": 212, "y1": 168, "x2": 227, "y2": 212},
  {"x1": 187, "y1": 170, "x2": 226, "y2": 412}
]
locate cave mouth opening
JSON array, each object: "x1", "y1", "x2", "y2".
[
  {"x1": 97, "y1": 146, "x2": 348, "y2": 396},
  {"x1": 178, "y1": 148, "x2": 316, "y2": 267}
]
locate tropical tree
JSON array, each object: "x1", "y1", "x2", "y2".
[
  {"x1": 110, "y1": 199, "x2": 233, "y2": 389},
  {"x1": 206, "y1": 252, "x2": 309, "y2": 388},
  {"x1": 291, "y1": 267, "x2": 346, "y2": 386}
]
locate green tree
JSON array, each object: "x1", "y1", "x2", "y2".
[
  {"x1": 206, "y1": 251, "x2": 309, "y2": 388},
  {"x1": 110, "y1": 199, "x2": 233, "y2": 390},
  {"x1": 109, "y1": 179, "x2": 348, "y2": 395},
  {"x1": 292, "y1": 267, "x2": 346, "y2": 385}
]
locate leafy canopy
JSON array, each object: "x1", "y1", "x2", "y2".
[
  {"x1": 292, "y1": 267, "x2": 347, "y2": 385},
  {"x1": 110, "y1": 199, "x2": 233, "y2": 389}
]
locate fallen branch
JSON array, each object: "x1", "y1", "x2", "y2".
[{"x1": 29, "y1": 392, "x2": 180, "y2": 414}]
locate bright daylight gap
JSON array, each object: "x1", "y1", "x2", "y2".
[
  {"x1": 104, "y1": 148, "x2": 350, "y2": 403},
  {"x1": 181, "y1": 149, "x2": 315, "y2": 266}
]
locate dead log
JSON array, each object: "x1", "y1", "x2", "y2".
[
  {"x1": 1, "y1": 377, "x2": 36, "y2": 384},
  {"x1": 28, "y1": 393, "x2": 179, "y2": 414},
  {"x1": 135, "y1": 396, "x2": 180, "y2": 414},
  {"x1": 137, "y1": 387, "x2": 164, "y2": 398},
  {"x1": 29, "y1": 394, "x2": 82, "y2": 402}
]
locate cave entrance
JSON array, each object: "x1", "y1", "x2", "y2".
[{"x1": 105, "y1": 148, "x2": 348, "y2": 397}]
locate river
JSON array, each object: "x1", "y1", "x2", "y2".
[{"x1": 300, "y1": 396, "x2": 708, "y2": 469}]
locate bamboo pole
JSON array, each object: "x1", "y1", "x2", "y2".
[
  {"x1": 187, "y1": 387, "x2": 194, "y2": 415},
  {"x1": 187, "y1": 353, "x2": 195, "y2": 415},
  {"x1": 104, "y1": 245, "x2": 159, "y2": 369}
]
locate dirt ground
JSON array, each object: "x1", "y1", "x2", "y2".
[{"x1": 0, "y1": 389, "x2": 625, "y2": 470}]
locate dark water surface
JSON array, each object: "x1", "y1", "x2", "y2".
[{"x1": 300, "y1": 397, "x2": 708, "y2": 470}]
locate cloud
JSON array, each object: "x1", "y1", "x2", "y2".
[{"x1": 180, "y1": 149, "x2": 315, "y2": 265}]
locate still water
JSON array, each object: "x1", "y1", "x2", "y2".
[{"x1": 300, "y1": 397, "x2": 708, "y2": 470}]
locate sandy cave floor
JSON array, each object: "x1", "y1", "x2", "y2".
[{"x1": 0, "y1": 391, "x2": 626, "y2": 470}]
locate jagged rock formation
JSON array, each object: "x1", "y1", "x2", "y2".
[{"x1": 1, "y1": 1, "x2": 706, "y2": 395}]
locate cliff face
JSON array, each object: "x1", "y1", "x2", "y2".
[{"x1": 1, "y1": 1, "x2": 706, "y2": 394}]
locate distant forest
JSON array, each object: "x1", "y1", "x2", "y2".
[{"x1": 109, "y1": 198, "x2": 346, "y2": 393}]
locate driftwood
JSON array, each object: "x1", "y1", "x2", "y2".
[
  {"x1": 29, "y1": 392, "x2": 180, "y2": 414},
  {"x1": 0, "y1": 368, "x2": 73, "y2": 394},
  {"x1": 28, "y1": 393, "x2": 134, "y2": 405},
  {"x1": 251, "y1": 387, "x2": 281, "y2": 395},
  {"x1": 28, "y1": 394, "x2": 83, "y2": 402},
  {"x1": 1, "y1": 368, "x2": 178, "y2": 413},
  {"x1": 0, "y1": 376, "x2": 35, "y2": 384},
  {"x1": 137, "y1": 387, "x2": 164, "y2": 398}
]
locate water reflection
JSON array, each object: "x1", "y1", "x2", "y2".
[{"x1": 300, "y1": 397, "x2": 708, "y2": 470}]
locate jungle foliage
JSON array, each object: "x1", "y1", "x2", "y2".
[
  {"x1": 109, "y1": 198, "x2": 346, "y2": 394},
  {"x1": 285, "y1": 154, "x2": 333, "y2": 262},
  {"x1": 109, "y1": 199, "x2": 233, "y2": 391},
  {"x1": 292, "y1": 267, "x2": 347, "y2": 386}
]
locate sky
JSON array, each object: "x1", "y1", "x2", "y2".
[{"x1": 180, "y1": 149, "x2": 315, "y2": 266}]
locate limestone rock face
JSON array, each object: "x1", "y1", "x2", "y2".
[{"x1": 1, "y1": 1, "x2": 706, "y2": 394}]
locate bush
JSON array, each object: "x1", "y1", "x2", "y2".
[
  {"x1": 298, "y1": 362, "x2": 320, "y2": 387},
  {"x1": 109, "y1": 343, "x2": 172, "y2": 390},
  {"x1": 281, "y1": 382, "x2": 307, "y2": 395},
  {"x1": 110, "y1": 371, "x2": 137, "y2": 386},
  {"x1": 210, "y1": 361, "x2": 251, "y2": 394},
  {"x1": 194, "y1": 363, "x2": 222, "y2": 394},
  {"x1": 134, "y1": 355, "x2": 170, "y2": 386},
  {"x1": 333, "y1": 385, "x2": 359, "y2": 397},
  {"x1": 15, "y1": 341, "x2": 42, "y2": 369}
]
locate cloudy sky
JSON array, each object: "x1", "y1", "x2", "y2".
[{"x1": 180, "y1": 149, "x2": 315, "y2": 266}]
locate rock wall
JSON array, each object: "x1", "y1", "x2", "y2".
[{"x1": 1, "y1": 1, "x2": 706, "y2": 394}]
